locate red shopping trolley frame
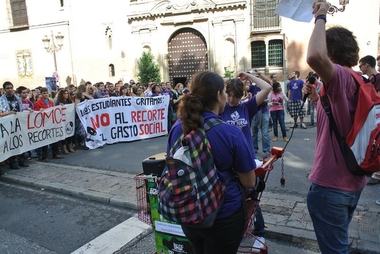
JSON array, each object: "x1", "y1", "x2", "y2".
[{"x1": 238, "y1": 146, "x2": 284, "y2": 254}]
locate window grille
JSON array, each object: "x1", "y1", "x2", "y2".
[
  {"x1": 109, "y1": 64, "x2": 115, "y2": 77},
  {"x1": 268, "y1": 40, "x2": 283, "y2": 67},
  {"x1": 251, "y1": 41, "x2": 266, "y2": 68},
  {"x1": 10, "y1": 0, "x2": 28, "y2": 27},
  {"x1": 253, "y1": 0, "x2": 279, "y2": 29}
]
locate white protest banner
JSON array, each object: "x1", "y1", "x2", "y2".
[
  {"x1": 0, "y1": 104, "x2": 76, "y2": 162},
  {"x1": 76, "y1": 96, "x2": 169, "y2": 149}
]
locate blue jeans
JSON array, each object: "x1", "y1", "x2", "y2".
[
  {"x1": 270, "y1": 110, "x2": 287, "y2": 138},
  {"x1": 307, "y1": 98, "x2": 316, "y2": 125},
  {"x1": 269, "y1": 116, "x2": 273, "y2": 129},
  {"x1": 307, "y1": 183, "x2": 363, "y2": 254},
  {"x1": 253, "y1": 205, "x2": 265, "y2": 237},
  {"x1": 252, "y1": 111, "x2": 270, "y2": 153},
  {"x1": 167, "y1": 106, "x2": 173, "y2": 132}
]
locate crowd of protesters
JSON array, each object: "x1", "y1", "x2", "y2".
[{"x1": 0, "y1": 79, "x2": 190, "y2": 169}]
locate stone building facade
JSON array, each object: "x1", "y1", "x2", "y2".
[{"x1": 0, "y1": 0, "x2": 379, "y2": 89}]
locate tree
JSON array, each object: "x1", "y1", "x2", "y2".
[
  {"x1": 223, "y1": 67, "x2": 234, "y2": 78},
  {"x1": 223, "y1": 70, "x2": 234, "y2": 78},
  {"x1": 137, "y1": 51, "x2": 161, "y2": 84}
]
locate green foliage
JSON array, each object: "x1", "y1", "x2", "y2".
[
  {"x1": 224, "y1": 70, "x2": 234, "y2": 78},
  {"x1": 137, "y1": 51, "x2": 161, "y2": 83}
]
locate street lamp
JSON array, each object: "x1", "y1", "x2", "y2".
[{"x1": 42, "y1": 31, "x2": 64, "y2": 72}]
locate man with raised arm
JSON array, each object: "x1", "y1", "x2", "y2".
[{"x1": 304, "y1": 1, "x2": 366, "y2": 253}]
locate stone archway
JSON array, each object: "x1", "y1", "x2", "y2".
[{"x1": 168, "y1": 28, "x2": 208, "y2": 86}]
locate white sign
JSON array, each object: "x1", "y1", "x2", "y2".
[
  {"x1": 76, "y1": 96, "x2": 170, "y2": 149},
  {"x1": 0, "y1": 104, "x2": 76, "y2": 161},
  {"x1": 155, "y1": 221, "x2": 186, "y2": 237},
  {"x1": 275, "y1": 0, "x2": 314, "y2": 22}
]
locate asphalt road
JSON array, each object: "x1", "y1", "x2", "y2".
[
  {"x1": 2, "y1": 122, "x2": 379, "y2": 254},
  {"x1": 0, "y1": 182, "x2": 134, "y2": 254},
  {"x1": 31, "y1": 120, "x2": 378, "y2": 211},
  {"x1": 49, "y1": 123, "x2": 378, "y2": 207}
]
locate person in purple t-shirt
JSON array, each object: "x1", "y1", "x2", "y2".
[
  {"x1": 287, "y1": 71, "x2": 307, "y2": 129},
  {"x1": 16, "y1": 86, "x2": 34, "y2": 111},
  {"x1": 304, "y1": 1, "x2": 366, "y2": 253},
  {"x1": 161, "y1": 82, "x2": 174, "y2": 130},
  {"x1": 96, "y1": 82, "x2": 109, "y2": 98},
  {"x1": 167, "y1": 71, "x2": 257, "y2": 254},
  {"x1": 220, "y1": 72, "x2": 271, "y2": 252},
  {"x1": 151, "y1": 84, "x2": 161, "y2": 97}
]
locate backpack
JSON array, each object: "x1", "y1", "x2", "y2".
[
  {"x1": 158, "y1": 117, "x2": 230, "y2": 228},
  {"x1": 320, "y1": 69, "x2": 380, "y2": 176},
  {"x1": 362, "y1": 73, "x2": 377, "y2": 85}
]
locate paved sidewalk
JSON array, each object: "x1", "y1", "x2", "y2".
[{"x1": 1, "y1": 160, "x2": 380, "y2": 253}]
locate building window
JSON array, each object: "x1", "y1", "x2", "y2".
[
  {"x1": 105, "y1": 26, "x2": 113, "y2": 50},
  {"x1": 268, "y1": 40, "x2": 283, "y2": 67},
  {"x1": 16, "y1": 49, "x2": 33, "y2": 78},
  {"x1": 109, "y1": 64, "x2": 115, "y2": 77},
  {"x1": 10, "y1": 0, "x2": 29, "y2": 27},
  {"x1": 251, "y1": 40, "x2": 283, "y2": 68},
  {"x1": 251, "y1": 41, "x2": 266, "y2": 68},
  {"x1": 252, "y1": 0, "x2": 279, "y2": 29}
]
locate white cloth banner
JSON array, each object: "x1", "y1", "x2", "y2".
[
  {"x1": 76, "y1": 96, "x2": 169, "y2": 149},
  {"x1": 0, "y1": 104, "x2": 76, "y2": 162}
]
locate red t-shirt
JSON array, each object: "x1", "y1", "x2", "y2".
[{"x1": 34, "y1": 98, "x2": 54, "y2": 110}]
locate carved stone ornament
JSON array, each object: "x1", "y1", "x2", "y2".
[
  {"x1": 152, "y1": 0, "x2": 218, "y2": 16},
  {"x1": 166, "y1": 0, "x2": 198, "y2": 10},
  {"x1": 327, "y1": 0, "x2": 349, "y2": 16},
  {"x1": 128, "y1": 0, "x2": 245, "y2": 20}
]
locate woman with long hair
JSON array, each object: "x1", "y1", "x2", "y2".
[
  {"x1": 151, "y1": 84, "x2": 161, "y2": 96},
  {"x1": 135, "y1": 85, "x2": 145, "y2": 97},
  {"x1": 55, "y1": 89, "x2": 75, "y2": 154},
  {"x1": 75, "y1": 84, "x2": 93, "y2": 104},
  {"x1": 167, "y1": 71, "x2": 257, "y2": 253},
  {"x1": 74, "y1": 84, "x2": 92, "y2": 149},
  {"x1": 171, "y1": 82, "x2": 184, "y2": 123},
  {"x1": 119, "y1": 85, "x2": 131, "y2": 97},
  {"x1": 86, "y1": 84, "x2": 98, "y2": 99}
]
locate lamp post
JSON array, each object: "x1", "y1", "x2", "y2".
[
  {"x1": 42, "y1": 31, "x2": 64, "y2": 72},
  {"x1": 327, "y1": 0, "x2": 349, "y2": 15}
]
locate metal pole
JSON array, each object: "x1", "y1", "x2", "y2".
[{"x1": 53, "y1": 50, "x2": 58, "y2": 72}]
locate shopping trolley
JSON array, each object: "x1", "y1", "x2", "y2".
[
  {"x1": 135, "y1": 146, "x2": 285, "y2": 254},
  {"x1": 238, "y1": 146, "x2": 284, "y2": 254}
]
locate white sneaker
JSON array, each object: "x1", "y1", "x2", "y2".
[{"x1": 252, "y1": 236, "x2": 265, "y2": 253}]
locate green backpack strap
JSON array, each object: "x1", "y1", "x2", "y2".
[{"x1": 203, "y1": 117, "x2": 225, "y2": 131}]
